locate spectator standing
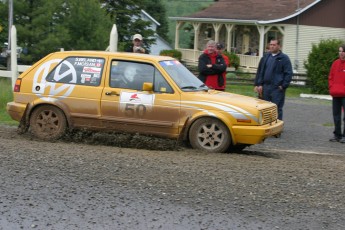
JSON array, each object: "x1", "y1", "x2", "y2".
[
  {"x1": 198, "y1": 40, "x2": 227, "y2": 91},
  {"x1": 328, "y1": 44, "x2": 345, "y2": 143},
  {"x1": 216, "y1": 43, "x2": 230, "y2": 91},
  {"x1": 255, "y1": 39, "x2": 293, "y2": 120},
  {"x1": 125, "y1": 34, "x2": 148, "y2": 54},
  {"x1": 244, "y1": 48, "x2": 253, "y2": 55}
]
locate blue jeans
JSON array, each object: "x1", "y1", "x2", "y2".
[
  {"x1": 332, "y1": 97, "x2": 345, "y2": 138},
  {"x1": 262, "y1": 85, "x2": 285, "y2": 120}
]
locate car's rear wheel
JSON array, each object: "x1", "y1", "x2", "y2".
[
  {"x1": 189, "y1": 117, "x2": 231, "y2": 153},
  {"x1": 30, "y1": 105, "x2": 67, "y2": 140}
]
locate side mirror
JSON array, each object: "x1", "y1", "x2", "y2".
[{"x1": 142, "y1": 82, "x2": 153, "y2": 91}]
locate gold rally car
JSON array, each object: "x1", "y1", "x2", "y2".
[{"x1": 7, "y1": 51, "x2": 283, "y2": 153}]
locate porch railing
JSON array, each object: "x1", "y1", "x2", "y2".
[{"x1": 177, "y1": 48, "x2": 260, "y2": 70}]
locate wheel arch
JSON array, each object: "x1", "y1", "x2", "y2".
[
  {"x1": 181, "y1": 112, "x2": 236, "y2": 144},
  {"x1": 24, "y1": 102, "x2": 72, "y2": 130}
]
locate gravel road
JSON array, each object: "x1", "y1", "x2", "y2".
[{"x1": 1, "y1": 98, "x2": 344, "y2": 230}]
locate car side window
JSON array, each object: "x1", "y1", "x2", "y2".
[
  {"x1": 154, "y1": 70, "x2": 173, "y2": 93},
  {"x1": 110, "y1": 60, "x2": 173, "y2": 93},
  {"x1": 46, "y1": 56, "x2": 104, "y2": 86},
  {"x1": 110, "y1": 61, "x2": 154, "y2": 90}
]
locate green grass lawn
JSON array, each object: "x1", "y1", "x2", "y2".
[
  {"x1": 0, "y1": 78, "x2": 18, "y2": 125},
  {"x1": 227, "y1": 84, "x2": 311, "y2": 98},
  {"x1": 0, "y1": 77, "x2": 312, "y2": 126}
]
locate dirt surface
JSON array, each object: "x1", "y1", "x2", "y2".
[{"x1": 1, "y1": 98, "x2": 345, "y2": 230}]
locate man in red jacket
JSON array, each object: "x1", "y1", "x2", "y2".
[
  {"x1": 216, "y1": 43, "x2": 230, "y2": 91},
  {"x1": 198, "y1": 40, "x2": 227, "y2": 91},
  {"x1": 328, "y1": 44, "x2": 345, "y2": 143}
]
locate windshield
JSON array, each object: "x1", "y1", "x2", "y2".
[{"x1": 159, "y1": 60, "x2": 208, "y2": 91}]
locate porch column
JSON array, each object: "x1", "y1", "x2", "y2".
[
  {"x1": 175, "y1": 21, "x2": 184, "y2": 49},
  {"x1": 225, "y1": 24, "x2": 234, "y2": 52},
  {"x1": 257, "y1": 26, "x2": 265, "y2": 57},
  {"x1": 212, "y1": 23, "x2": 222, "y2": 42},
  {"x1": 192, "y1": 22, "x2": 201, "y2": 50},
  {"x1": 256, "y1": 25, "x2": 271, "y2": 57}
]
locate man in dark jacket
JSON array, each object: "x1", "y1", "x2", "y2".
[
  {"x1": 198, "y1": 40, "x2": 227, "y2": 90},
  {"x1": 125, "y1": 34, "x2": 148, "y2": 54},
  {"x1": 255, "y1": 39, "x2": 293, "y2": 120}
]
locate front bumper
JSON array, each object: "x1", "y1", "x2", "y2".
[{"x1": 232, "y1": 120, "x2": 284, "y2": 145}]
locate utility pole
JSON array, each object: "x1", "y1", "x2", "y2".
[{"x1": 7, "y1": 0, "x2": 13, "y2": 70}]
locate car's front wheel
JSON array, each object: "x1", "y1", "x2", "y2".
[
  {"x1": 30, "y1": 105, "x2": 67, "y2": 140},
  {"x1": 189, "y1": 117, "x2": 231, "y2": 153}
]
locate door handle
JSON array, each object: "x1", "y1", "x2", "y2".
[{"x1": 105, "y1": 91, "x2": 120, "y2": 96}]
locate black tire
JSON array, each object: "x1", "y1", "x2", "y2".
[
  {"x1": 30, "y1": 105, "x2": 67, "y2": 140},
  {"x1": 189, "y1": 117, "x2": 231, "y2": 153}
]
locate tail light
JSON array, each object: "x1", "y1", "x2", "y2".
[{"x1": 14, "y1": 79, "x2": 21, "y2": 92}]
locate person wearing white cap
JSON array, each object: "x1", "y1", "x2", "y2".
[{"x1": 125, "y1": 34, "x2": 148, "y2": 54}]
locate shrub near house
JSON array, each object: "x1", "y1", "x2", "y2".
[
  {"x1": 304, "y1": 39, "x2": 344, "y2": 94},
  {"x1": 159, "y1": 49, "x2": 182, "y2": 61}
]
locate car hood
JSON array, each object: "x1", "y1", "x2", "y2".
[{"x1": 180, "y1": 90, "x2": 273, "y2": 111}]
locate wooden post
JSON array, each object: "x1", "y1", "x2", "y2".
[
  {"x1": 109, "y1": 24, "x2": 118, "y2": 52},
  {"x1": 11, "y1": 25, "x2": 18, "y2": 89}
]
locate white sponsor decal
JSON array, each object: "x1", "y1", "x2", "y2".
[
  {"x1": 120, "y1": 92, "x2": 155, "y2": 105},
  {"x1": 80, "y1": 74, "x2": 92, "y2": 83},
  {"x1": 83, "y1": 67, "x2": 101, "y2": 73},
  {"x1": 119, "y1": 92, "x2": 155, "y2": 113},
  {"x1": 32, "y1": 59, "x2": 76, "y2": 101}
]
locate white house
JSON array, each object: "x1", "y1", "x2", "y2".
[
  {"x1": 140, "y1": 10, "x2": 172, "y2": 55},
  {"x1": 170, "y1": 0, "x2": 345, "y2": 73}
]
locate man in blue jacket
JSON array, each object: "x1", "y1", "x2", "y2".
[{"x1": 255, "y1": 39, "x2": 293, "y2": 120}]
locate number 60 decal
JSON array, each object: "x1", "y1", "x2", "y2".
[{"x1": 125, "y1": 103, "x2": 147, "y2": 117}]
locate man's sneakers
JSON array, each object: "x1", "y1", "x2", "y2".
[{"x1": 329, "y1": 135, "x2": 345, "y2": 143}]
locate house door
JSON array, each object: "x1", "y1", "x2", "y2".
[{"x1": 242, "y1": 34, "x2": 250, "y2": 54}]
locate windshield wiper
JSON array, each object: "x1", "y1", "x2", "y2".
[
  {"x1": 198, "y1": 84, "x2": 209, "y2": 91},
  {"x1": 180, "y1": 86, "x2": 198, "y2": 90}
]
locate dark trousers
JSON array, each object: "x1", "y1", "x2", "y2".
[
  {"x1": 332, "y1": 97, "x2": 345, "y2": 138},
  {"x1": 262, "y1": 85, "x2": 285, "y2": 120}
]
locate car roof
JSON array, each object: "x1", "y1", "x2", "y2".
[{"x1": 52, "y1": 50, "x2": 176, "y2": 62}]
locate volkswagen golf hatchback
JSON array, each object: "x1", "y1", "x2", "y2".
[{"x1": 7, "y1": 51, "x2": 283, "y2": 153}]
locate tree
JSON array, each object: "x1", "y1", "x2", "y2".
[
  {"x1": 141, "y1": 0, "x2": 170, "y2": 43},
  {"x1": 304, "y1": 39, "x2": 344, "y2": 94},
  {"x1": 62, "y1": 0, "x2": 112, "y2": 51},
  {"x1": 101, "y1": 0, "x2": 156, "y2": 52},
  {"x1": 0, "y1": 3, "x2": 8, "y2": 46},
  {"x1": 0, "y1": 0, "x2": 113, "y2": 64}
]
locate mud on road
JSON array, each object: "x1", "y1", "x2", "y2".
[{"x1": 1, "y1": 98, "x2": 345, "y2": 230}]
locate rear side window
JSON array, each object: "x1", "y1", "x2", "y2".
[{"x1": 46, "y1": 56, "x2": 105, "y2": 86}]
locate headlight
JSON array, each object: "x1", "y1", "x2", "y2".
[{"x1": 258, "y1": 111, "x2": 263, "y2": 125}]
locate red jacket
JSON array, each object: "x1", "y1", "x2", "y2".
[
  {"x1": 198, "y1": 50, "x2": 227, "y2": 90},
  {"x1": 221, "y1": 54, "x2": 230, "y2": 89},
  {"x1": 328, "y1": 59, "x2": 345, "y2": 97}
]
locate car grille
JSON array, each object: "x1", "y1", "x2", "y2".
[{"x1": 261, "y1": 106, "x2": 278, "y2": 125}]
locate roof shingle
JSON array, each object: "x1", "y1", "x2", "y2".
[{"x1": 184, "y1": 0, "x2": 318, "y2": 21}]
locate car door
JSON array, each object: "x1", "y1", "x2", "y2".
[{"x1": 100, "y1": 60, "x2": 181, "y2": 137}]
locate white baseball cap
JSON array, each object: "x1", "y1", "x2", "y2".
[{"x1": 133, "y1": 34, "x2": 143, "y2": 41}]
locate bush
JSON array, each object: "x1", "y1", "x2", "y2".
[
  {"x1": 223, "y1": 51, "x2": 240, "y2": 70},
  {"x1": 159, "y1": 49, "x2": 182, "y2": 61},
  {"x1": 304, "y1": 39, "x2": 344, "y2": 94}
]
